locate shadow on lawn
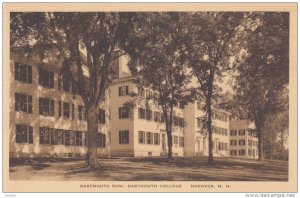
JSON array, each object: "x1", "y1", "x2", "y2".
[
  {"x1": 9, "y1": 156, "x2": 288, "y2": 181},
  {"x1": 125, "y1": 157, "x2": 288, "y2": 172}
]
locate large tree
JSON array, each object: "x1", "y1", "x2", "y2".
[
  {"x1": 123, "y1": 13, "x2": 192, "y2": 159},
  {"x1": 10, "y1": 12, "x2": 134, "y2": 167},
  {"x1": 183, "y1": 12, "x2": 244, "y2": 164},
  {"x1": 234, "y1": 12, "x2": 289, "y2": 160}
]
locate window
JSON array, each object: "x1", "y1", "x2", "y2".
[
  {"x1": 225, "y1": 143, "x2": 228, "y2": 150},
  {"x1": 146, "y1": 109, "x2": 152, "y2": 121},
  {"x1": 75, "y1": 131, "x2": 83, "y2": 146},
  {"x1": 39, "y1": 98, "x2": 54, "y2": 116},
  {"x1": 239, "y1": 149, "x2": 246, "y2": 155},
  {"x1": 160, "y1": 112, "x2": 165, "y2": 123},
  {"x1": 173, "y1": 136, "x2": 179, "y2": 145},
  {"x1": 138, "y1": 108, "x2": 146, "y2": 119},
  {"x1": 239, "y1": 139, "x2": 245, "y2": 145},
  {"x1": 224, "y1": 129, "x2": 228, "y2": 136},
  {"x1": 138, "y1": 131, "x2": 145, "y2": 144},
  {"x1": 51, "y1": 129, "x2": 64, "y2": 145},
  {"x1": 15, "y1": 93, "x2": 32, "y2": 113},
  {"x1": 179, "y1": 118, "x2": 184, "y2": 127},
  {"x1": 39, "y1": 68, "x2": 54, "y2": 88},
  {"x1": 239, "y1": 130, "x2": 245, "y2": 136},
  {"x1": 39, "y1": 127, "x2": 51, "y2": 145},
  {"x1": 119, "y1": 107, "x2": 129, "y2": 119},
  {"x1": 212, "y1": 126, "x2": 217, "y2": 134},
  {"x1": 58, "y1": 101, "x2": 70, "y2": 119},
  {"x1": 230, "y1": 150, "x2": 237, "y2": 156},
  {"x1": 248, "y1": 149, "x2": 252, "y2": 156},
  {"x1": 230, "y1": 130, "x2": 237, "y2": 136},
  {"x1": 15, "y1": 62, "x2": 32, "y2": 83},
  {"x1": 16, "y1": 124, "x2": 33, "y2": 144},
  {"x1": 146, "y1": 90, "x2": 152, "y2": 99},
  {"x1": 173, "y1": 116, "x2": 179, "y2": 126},
  {"x1": 154, "y1": 112, "x2": 159, "y2": 122},
  {"x1": 119, "y1": 130, "x2": 129, "y2": 144},
  {"x1": 218, "y1": 127, "x2": 221, "y2": 135},
  {"x1": 78, "y1": 105, "x2": 87, "y2": 121},
  {"x1": 254, "y1": 141, "x2": 258, "y2": 147},
  {"x1": 138, "y1": 87, "x2": 145, "y2": 97},
  {"x1": 154, "y1": 133, "x2": 160, "y2": 145},
  {"x1": 146, "y1": 132, "x2": 153, "y2": 144},
  {"x1": 248, "y1": 140, "x2": 252, "y2": 146},
  {"x1": 96, "y1": 133, "x2": 106, "y2": 147},
  {"x1": 230, "y1": 140, "x2": 237, "y2": 146},
  {"x1": 153, "y1": 93, "x2": 159, "y2": 104},
  {"x1": 98, "y1": 109, "x2": 105, "y2": 124},
  {"x1": 65, "y1": 130, "x2": 74, "y2": 146},
  {"x1": 58, "y1": 75, "x2": 72, "y2": 92},
  {"x1": 119, "y1": 86, "x2": 129, "y2": 96},
  {"x1": 179, "y1": 137, "x2": 184, "y2": 147},
  {"x1": 63, "y1": 102, "x2": 70, "y2": 119}
]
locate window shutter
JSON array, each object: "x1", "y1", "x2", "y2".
[
  {"x1": 27, "y1": 66, "x2": 32, "y2": 84},
  {"x1": 14, "y1": 62, "x2": 20, "y2": 81},
  {"x1": 39, "y1": 98, "x2": 43, "y2": 115},
  {"x1": 118, "y1": 87, "x2": 121, "y2": 96},
  {"x1": 15, "y1": 93, "x2": 20, "y2": 111},
  {"x1": 28, "y1": 95, "x2": 32, "y2": 113},
  {"x1": 71, "y1": 104, "x2": 75, "y2": 120},
  {"x1": 28, "y1": 126, "x2": 33, "y2": 143},
  {"x1": 119, "y1": 107, "x2": 122, "y2": 119},
  {"x1": 103, "y1": 134, "x2": 106, "y2": 147},
  {"x1": 50, "y1": 100, "x2": 54, "y2": 116}
]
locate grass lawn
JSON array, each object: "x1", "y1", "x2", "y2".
[{"x1": 9, "y1": 156, "x2": 288, "y2": 181}]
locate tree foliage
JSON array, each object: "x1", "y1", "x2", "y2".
[
  {"x1": 233, "y1": 12, "x2": 289, "y2": 160},
  {"x1": 183, "y1": 12, "x2": 244, "y2": 164},
  {"x1": 123, "y1": 12, "x2": 193, "y2": 159},
  {"x1": 11, "y1": 12, "x2": 134, "y2": 167}
]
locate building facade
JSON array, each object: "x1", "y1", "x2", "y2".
[
  {"x1": 10, "y1": 51, "x2": 109, "y2": 158},
  {"x1": 229, "y1": 120, "x2": 259, "y2": 159},
  {"x1": 109, "y1": 55, "x2": 185, "y2": 157},
  {"x1": 184, "y1": 102, "x2": 230, "y2": 157},
  {"x1": 10, "y1": 51, "x2": 247, "y2": 159}
]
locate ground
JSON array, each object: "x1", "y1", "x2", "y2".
[{"x1": 9, "y1": 156, "x2": 288, "y2": 181}]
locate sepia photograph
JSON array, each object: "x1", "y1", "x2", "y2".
[{"x1": 2, "y1": 2, "x2": 297, "y2": 193}]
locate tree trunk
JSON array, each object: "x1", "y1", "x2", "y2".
[
  {"x1": 257, "y1": 129, "x2": 263, "y2": 161},
  {"x1": 167, "y1": 129, "x2": 173, "y2": 159},
  {"x1": 85, "y1": 104, "x2": 99, "y2": 168},
  {"x1": 207, "y1": 106, "x2": 213, "y2": 165},
  {"x1": 206, "y1": 85, "x2": 214, "y2": 165}
]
